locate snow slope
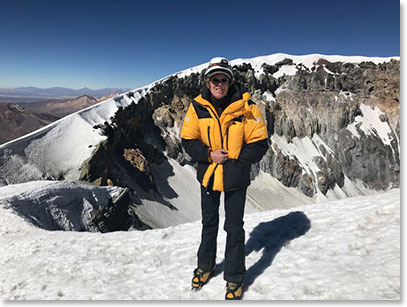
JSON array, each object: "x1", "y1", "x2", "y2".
[{"x1": 0, "y1": 187, "x2": 400, "y2": 300}]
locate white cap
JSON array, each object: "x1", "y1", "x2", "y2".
[{"x1": 204, "y1": 57, "x2": 234, "y2": 80}]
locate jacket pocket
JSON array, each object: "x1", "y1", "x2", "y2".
[
  {"x1": 223, "y1": 159, "x2": 250, "y2": 191},
  {"x1": 197, "y1": 162, "x2": 210, "y2": 184}
]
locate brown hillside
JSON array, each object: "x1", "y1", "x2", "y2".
[{"x1": 0, "y1": 103, "x2": 58, "y2": 144}]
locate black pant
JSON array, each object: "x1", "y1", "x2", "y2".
[{"x1": 197, "y1": 184, "x2": 246, "y2": 284}]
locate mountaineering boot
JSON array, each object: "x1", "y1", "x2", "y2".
[
  {"x1": 225, "y1": 282, "x2": 244, "y2": 300},
  {"x1": 191, "y1": 265, "x2": 216, "y2": 291}
]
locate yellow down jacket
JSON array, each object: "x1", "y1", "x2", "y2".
[{"x1": 181, "y1": 84, "x2": 268, "y2": 191}]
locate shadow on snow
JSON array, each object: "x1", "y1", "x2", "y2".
[{"x1": 215, "y1": 211, "x2": 311, "y2": 291}]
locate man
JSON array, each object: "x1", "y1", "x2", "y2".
[{"x1": 181, "y1": 57, "x2": 268, "y2": 300}]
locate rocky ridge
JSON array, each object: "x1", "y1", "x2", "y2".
[{"x1": 80, "y1": 56, "x2": 399, "y2": 200}]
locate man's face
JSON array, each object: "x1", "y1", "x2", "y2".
[{"x1": 209, "y1": 73, "x2": 230, "y2": 100}]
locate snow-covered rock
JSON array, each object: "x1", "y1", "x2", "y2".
[{"x1": 0, "y1": 181, "x2": 123, "y2": 231}]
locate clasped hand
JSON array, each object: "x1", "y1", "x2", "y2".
[{"x1": 210, "y1": 149, "x2": 229, "y2": 164}]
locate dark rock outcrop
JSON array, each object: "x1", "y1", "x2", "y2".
[
  {"x1": 78, "y1": 57, "x2": 399, "y2": 199},
  {"x1": 89, "y1": 188, "x2": 151, "y2": 232}
]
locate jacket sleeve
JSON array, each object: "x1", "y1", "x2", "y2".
[
  {"x1": 238, "y1": 102, "x2": 269, "y2": 168},
  {"x1": 181, "y1": 103, "x2": 210, "y2": 162},
  {"x1": 237, "y1": 139, "x2": 269, "y2": 168}
]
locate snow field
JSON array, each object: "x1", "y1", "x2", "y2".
[{"x1": 0, "y1": 189, "x2": 400, "y2": 300}]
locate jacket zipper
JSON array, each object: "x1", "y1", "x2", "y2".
[
  {"x1": 206, "y1": 107, "x2": 224, "y2": 149},
  {"x1": 207, "y1": 126, "x2": 212, "y2": 148},
  {"x1": 226, "y1": 126, "x2": 230, "y2": 151}
]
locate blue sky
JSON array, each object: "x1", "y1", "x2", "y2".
[{"x1": 0, "y1": 0, "x2": 400, "y2": 90}]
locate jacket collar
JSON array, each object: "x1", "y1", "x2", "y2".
[{"x1": 194, "y1": 83, "x2": 251, "y2": 123}]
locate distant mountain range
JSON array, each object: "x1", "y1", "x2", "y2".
[
  {"x1": 0, "y1": 93, "x2": 119, "y2": 144},
  {"x1": 0, "y1": 86, "x2": 131, "y2": 102}
]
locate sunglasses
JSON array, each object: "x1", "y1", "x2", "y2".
[{"x1": 211, "y1": 77, "x2": 230, "y2": 84}]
